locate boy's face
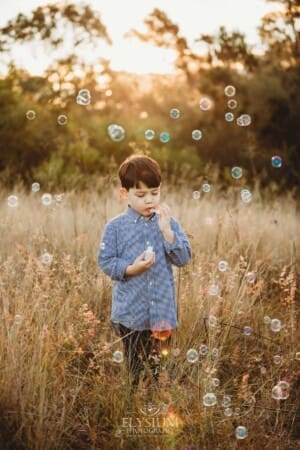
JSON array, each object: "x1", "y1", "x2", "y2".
[{"x1": 120, "y1": 181, "x2": 161, "y2": 217}]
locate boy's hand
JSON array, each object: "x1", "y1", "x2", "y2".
[
  {"x1": 157, "y1": 203, "x2": 172, "y2": 232},
  {"x1": 125, "y1": 251, "x2": 155, "y2": 276}
]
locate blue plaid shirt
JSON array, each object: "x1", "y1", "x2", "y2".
[{"x1": 98, "y1": 205, "x2": 192, "y2": 331}]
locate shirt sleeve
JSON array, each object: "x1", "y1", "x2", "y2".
[
  {"x1": 98, "y1": 221, "x2": 130, "y2": 281},
  {"x1": 162, "y1": 218, "x2": 192, "y2": 267}
]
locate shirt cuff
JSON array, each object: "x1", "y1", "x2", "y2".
[{"x1": 163, "y1": 232, "x2": 180, "y2": 254}]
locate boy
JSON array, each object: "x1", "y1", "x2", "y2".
[{"x1": 98, "y1": 155, "x2": 191, "y2": 395}]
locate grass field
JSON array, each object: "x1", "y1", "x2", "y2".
[{"x1": 0, "y1": 181, "x2": 299, "y2": 450}]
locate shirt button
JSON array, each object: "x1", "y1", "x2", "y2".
[{"x1": 149, "y1": 281, "x2": 153, "y2": 286}]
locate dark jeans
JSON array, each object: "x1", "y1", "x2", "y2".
[{"x1": 111, "y1": 321, "x2": 172, "y2": 393}]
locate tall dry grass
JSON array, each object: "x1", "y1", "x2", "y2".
[{"x1": 0, "y1": 183, "x2": 299, "y2": 450}]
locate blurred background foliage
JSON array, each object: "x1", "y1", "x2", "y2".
[{"x1": 0, "y1": 0, "x2": 299, "y2": 194}]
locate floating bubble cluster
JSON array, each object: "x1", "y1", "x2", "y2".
[
  {"x1": 224, "y1": 85, "x2": 236, "y2": 97},
  {"x1": 169, "y1": 108, "x2": 180, "y2": 119},
  {"x1": 231, "y1": 166, "x2": 243, "y2": 179},
  {"x1": 271, "y1": 155, "x2": 282, "y2": 168},
  {"x1": 57, "y1": 115, "x2": 67, "y2": 125},
  {"x1": 107, "y1": 124, "x2": 125, "y2": 142},
  {"x1": 199, "y1": 97, "x2": 212, "y2": 111},
  {"x1": 76, "y1": 89, "x2": 91, "y2": 106},
  {"x1": 42, "y1": 193, "x2": 52, "y2": 206},
  {"x1": 186, "y1": 348, "x2": 199, "y2": 363},
  {"x1": 7, "y1": 195, "x2": 18, "y2": 208},
  {"x1": 26, "y1": 110, "x2": 36, "y2": 120},
  {"x1": 159, "y1": 131, "x2": 171, "y2": 143},
  {"x1": 192, "y1": 129, "x2": 202, "y2": 140},
  {"x1": 235, "y1": 426, "x2": 248, "y2": 439},
  {"x1": 112, "y1": 350, "x2": 123, "y2": 363},
  {"x1": 144, "y1": 129, "x2": 155, "y2": 140},
  {"x1": 203, "y1": 393, "x2": 217, "y2": 406}
]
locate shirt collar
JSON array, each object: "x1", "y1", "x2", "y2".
[{"x1": 125, "y1": 205, "x2": 157, "y2": 223}]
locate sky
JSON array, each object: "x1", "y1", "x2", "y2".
[{"x1": 0, "y1": 0, "x2": 282, "y2": 74}]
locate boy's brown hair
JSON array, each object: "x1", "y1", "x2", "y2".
[{"x1": 118, "y1": 155, "x2": 161, "y2": 190}]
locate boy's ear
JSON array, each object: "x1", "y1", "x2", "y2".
[{"x1": 119, "y1": 187, "x2": 128, "y2": 199}]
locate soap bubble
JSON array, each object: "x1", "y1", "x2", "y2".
[
  {"x1": 227, "y1": 99, "x2": 237, "y2": 109},
  {"x1": 192, "y1": 191, "x2": 201, "y2": 200},
  {"x1": 273, "y1": 355, "x2": 282, "y2": 365},
  {"x1": 208, "y1": 284, "x2": 219, "y2": 296},
  {"x1": 224, "y1": 407, "x2": 233, "y2": 416},
  {"x1": 112, "y1": 350, "x2": 123, "y2": 363},
  {"x1": 26, "y1": 110, "x2": 36, "y2": 120},
  {"x1": 186, "y1": 348, "x2": 199, "y2": 363},
  {"x1": 159, "y1": 132, "x2": 171, "y2": 143},
  {"x1": 107, "y1": 124, "x2": 125, "y2": 142},
  {"x1": 145, "y1": 129, "x2": 155, "y2": 140},
  {"x1": 41, "y1": 252, "x2": 53, "y2": 265},
  {"x1": 211, "y1": 378, "x2": 220, "y2": 387},
  {"x1": 231, "y1": 166, "x2": 243, "y2": 179},
  {"x1": 218, "y1": 260, "x2": 228, "y2": 272},
  {"x1": 237, "y1": 114, "x2": 251, "y2": 127},
  {"x1": 31, "y1": 182, "x2": 40, "y2": 192},
  {"x1": 243, "y1": 326, "x2": 252, "y2": 336},
  {"x1": 172, "y1": 347, "x2": 180, "y2": 357},
  {"x1": 7, "y1": 195, "x2": 18, "y2": 208},
  {"x1": 76, "y1": 88, "x2": 91, "y2": 106},
  {"x1": 271, "y1": 155, "x2": 282, "y2": 168},
  {"x1": 203, "y1": 393, "x2": 217, "y2": 406},
  {"x1": 222, "y1": 395, "x2": 232, "y2": 407},
  {"x1": 42, "y1": 193, "x2": 52, "y2": 206},
  {"x1": 264, "y1": 315, "x2": 271, "y2": 325},
  {"x1": 211, "y1": 348, "x2": 219, "y2": 358},
  {"x1": 199, "y1": 344, "x2": 208, "y2": 356},
  {"x1": 224, "y1": 85, "x2": 236, "y2": 97},
  {"x1": 169, "y1": 108, "x2": 180, "y2": 119},
  {"x1": 241, "y1": 189, "x2": 252, "y2": 203},
  {"x1": 225, "y1": 112, "x2": 234, "y2": 122},
  {"x1": 100, "y1": 242, "x2": 105, "y2": 250},
  {"x1": 55, "y1": 194, "x2": 63, "y2": 203},
  {"x1": 246, "y1": 272, "x2": 255, "y2": 283},
  {"x1": 208, "y1": 315, "x2": 217, "y2": 327},
  {"x1": 270, "y1": 318, "x2": 281, "y2": 332},
  {"x1": 57, "y1": 115, "x2": 67, "y2": 125},
  {"x1": 272, "y1": 381, "x2": 290, "y2": 400},
  {"x1": 199, "y1": 97, "x2": 212, "y2": 111},
  {"x1": 235, "y1": 426, "x2": 248, "y2": 439},
  {"x1": 202, "y1": 183, "x2": 211, "y2": 193},
  {"x1": 14, "y1": 314, "x2": 23, "y2": 325},
  {"x1": 192, "y1": 129, "x2": 202, "y2": 140}
]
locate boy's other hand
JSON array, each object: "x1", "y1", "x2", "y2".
[
  {"x1": 125, "y1": 251, "x2": 155, "y2": 276},
  {"x1": 158, "y1": 203, "x2": 171, "y2": 233}
]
